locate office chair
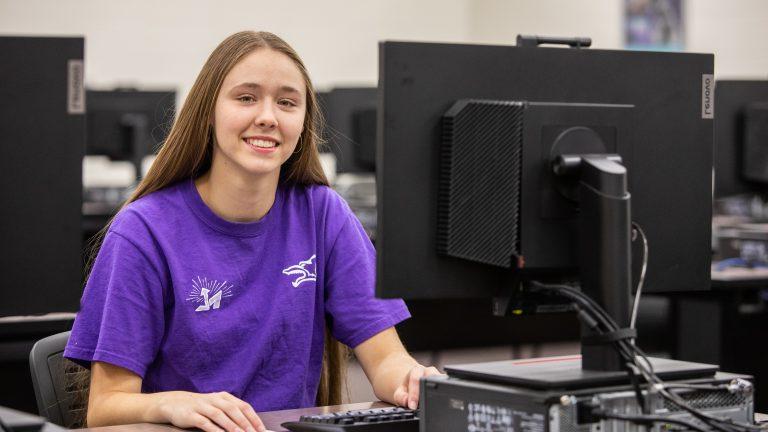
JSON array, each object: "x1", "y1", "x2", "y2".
[{"x1": 28, "y1": 331, "x2": 89, "y2": 428}]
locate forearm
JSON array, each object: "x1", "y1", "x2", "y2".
[
  {"x1": 87, "y1": 389, "x2": 176, "y2": 427},
  {"x1": 368, "y1": 351, "x2": 420, "y2": 404}
]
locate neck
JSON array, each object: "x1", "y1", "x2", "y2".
[{"x1": 194, "y1": 166, "x2": 280, "y2": 223}]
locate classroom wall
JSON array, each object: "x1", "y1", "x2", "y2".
[
  {"x1": 469, "y1": 0, "x2": 768, "y2": 78},
  {"x1": 0, "y1": 0, "x2": 473, "y2": 98},
  {"x1": 686, "y1": 0, "x2": 768, "y2": 78},
  {"x1": 1, "y1": 0, "x2": 766, "y2": 102}
]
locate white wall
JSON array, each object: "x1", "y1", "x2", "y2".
[
  {"x1": 467, "y1": 0, "x2": 623, "y2": 49},
  {"x1": 468, "y1": 0, "x2": 768, "y2": 78},
  {"x1": 0, "y1": 0, "x2": 473, "y2": 100},
  {"x1": 687, "y1": 0, "x2": 768, "y2": 78}
]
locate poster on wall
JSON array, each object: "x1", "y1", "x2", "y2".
[{"x1": 624, "y1": 0, "x2": 685, "y2": 50}]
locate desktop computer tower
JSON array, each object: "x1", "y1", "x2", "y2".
[
  {"x1": 0, "y1": 36, "x2": 85, "y2": 316},
  {"x1": 421, "y1": 372, "x2": 754, "y2": 432}
]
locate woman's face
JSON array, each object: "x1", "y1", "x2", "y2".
[{"x1": 211, "y1": 48, "x2": 306, "y2": 181}]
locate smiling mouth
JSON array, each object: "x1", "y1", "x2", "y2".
[{"x1": 244, "y1": 138, "x2": 280, "y2": 149}]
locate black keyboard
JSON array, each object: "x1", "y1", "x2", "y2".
[{"x1": 281, "y1": 406, "x2": 419, "y2": 432}]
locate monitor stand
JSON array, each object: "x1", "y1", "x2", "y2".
[{"x1": 444, "y1": 355, "x2": 719, "y2": 390}]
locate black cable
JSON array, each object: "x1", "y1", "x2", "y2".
[
  {"x1": 592, "y1": 409, "x2": 710, "y2": 432},
  {"x1": 620, "y1": 337, "x2": 756, "y2": 432},
  {"x1": 626, "y1": 362, "x2": 649, "y2": 414},
  {"x1": 663, "y1": 383, "x2": 730, "y2": 391},
  {"x1": 529, "y1": 280, "x2": 760, "y2": 432},
  {"x1": 654, "y1": 385, "x2": 759, "y2": 432},
  {"x1": 529, "y1": 282, "x2": 617, "y2": 332}
]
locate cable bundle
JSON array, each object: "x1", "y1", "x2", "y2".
[{"x1": 529, "y1": 279, "x2": 763, "y2": 432}]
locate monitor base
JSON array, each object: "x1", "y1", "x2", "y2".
[{"x1": 444, "y1": 355, "x2": 719, "y2": 390}]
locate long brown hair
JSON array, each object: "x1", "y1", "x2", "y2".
[
  {"x1": 130, "y1": 30, "x2": 328, "y2": 199},
  {"x1": 85, "y1": 31, "x2": 348, "y2": 411}
]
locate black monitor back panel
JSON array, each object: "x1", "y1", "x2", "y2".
[
  {"x1": 86, "y1": 90, "x2": 175, "y2": 159},
  {"x1": 321, "y1": 87, "x2": 377, "y2": 173},
  {"x1": 743, "y1": 103, "x2": 768, "y2": 183},
  {"x1": 377, "y1": 42, "x2": 713, "y2": 299},
  {"x1": 0, "y1": 37, "x2": 85, "y2": 316},
  {"x1": 714, "y1": 80, "x2": 768, "y2": 197}
]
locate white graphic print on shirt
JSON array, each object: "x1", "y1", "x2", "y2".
[
  {"x1": 186, "y1": 276, "x2": 234, "y2": 312},
  {"x1": 282, "y1": 255, "x2": 317, "y2": 287}
]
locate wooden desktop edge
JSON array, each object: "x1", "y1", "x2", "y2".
[{"x1": 73, "y1": 401, "x2": 391, "y2": 432}]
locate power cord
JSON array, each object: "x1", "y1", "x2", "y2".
[
  {"x1": 630, "y1": 222, "x2": 648, "y2": 332},
  {"x1": 529, "y1": 280, "x2": 761, "y2": 432},
  {"x1": 591, "y1": 408, "x2": 710, "y2": 432}
]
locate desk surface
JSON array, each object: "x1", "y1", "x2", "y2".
[
  {"x1": 76, "y1": 401, "x2": 390, "y2": 432},
  {"x1": 711, "y1": 264, "x2": 768, "y2": 290},
  {"x1": 72, "y1": 403, "x2": 767, "y2": 432}
]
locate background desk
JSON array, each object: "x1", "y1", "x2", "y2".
[{"x1": 673, "y1": 266, "x2": 768, "y2": 411}]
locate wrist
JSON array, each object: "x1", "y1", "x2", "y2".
[{"x1": 147, "y1": 391, "x2": 181, "y2": 424}]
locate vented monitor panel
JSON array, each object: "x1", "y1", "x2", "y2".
[
  {"x1": 714, "y1": 80, "x2": 768, "y2": 197},
  {"x1": 436, "y1": 100, "x2": 633, "y2": 270},
  {"x1": 376, "y1": 41, "x2": 713, "y2": 300}
]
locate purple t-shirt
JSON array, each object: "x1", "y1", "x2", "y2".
[{"x1": 64, "y1": 179, "x2": 410, "y2": 411}]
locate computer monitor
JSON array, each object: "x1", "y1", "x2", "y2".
[
  {"x1": 0, "y1": 36, "x2": 84, "y2": 317},
  {"x1": 352, "y1": 106, "x2": 377, "y2": 170},
  {"x1": 714, "y1": 80, "x2": 768, "y2": 197},
  {"x1": 375, "y1": 41, "x2": 713, "y2": 379},
  {"x1": 86, "y1": 89, "x2": 175, "y2": 179},
  {"x1": 743, "y1": 102, "x2": 768, "y2": 183},
  {"x1": 320, "y1": 87, "x2": 377, "y2": 173}
]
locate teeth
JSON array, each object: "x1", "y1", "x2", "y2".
[{"x1": 246, "y1": 138, "x2": 277, "y2": 148}]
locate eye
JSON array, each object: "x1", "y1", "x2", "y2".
[
  {"x1": 278, "y1": 98, "x2": 298, "y2": 108},
  {"x1": 237, "y1": 95, "x2": 256, "y2": 103}
]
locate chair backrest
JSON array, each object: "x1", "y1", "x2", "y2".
[{"x1": 28, "y1": 331, "x2": 89, "y2": 428}]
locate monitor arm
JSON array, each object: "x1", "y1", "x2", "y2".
[{"x1": 553, "y1": 154, "x2": 633, "y2": 372}]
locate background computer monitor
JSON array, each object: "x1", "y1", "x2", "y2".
[
  {"x1": 743, "y1": 102, "x2": 768, "y2": 183},
  {"x1": 0, "y1": 36, "x2": 84, "y2": 317},
  {"x1": 714, "y1": 80, "x2": 768, "y2": 198},
  {"x1": 320, "y1": 87, "x2": 377, "y2": 173},
  {"x1": 375, "y1": 41, "x2": 713, "y2": 303},
  {"x1": 86, "y1": 89, "x2": 175, "y2": 179}
]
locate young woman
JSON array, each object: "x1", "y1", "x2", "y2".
[{"x1": 64, "y1": 31, "x2": 439, "y2": 432}]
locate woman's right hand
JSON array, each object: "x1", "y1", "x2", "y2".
[
  {"x1": 156, "y1": 391, "x2": 266, "y2": 432},
  {"x1": 87, "y1": 362, "x2": 266, "y2": 432}
]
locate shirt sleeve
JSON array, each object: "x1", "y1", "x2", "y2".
[
  {"x1": 323, "y1": 203, "x2": 411, "y2": 348},
  {"x1": 64, "y1": 226, "x2": 168, "y2": 378}
]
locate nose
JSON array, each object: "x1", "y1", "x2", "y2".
[{"x1": 254, "y1": 101, "x2": 278, "y2": 129}]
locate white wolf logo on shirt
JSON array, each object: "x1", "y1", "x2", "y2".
[{"x1": 282, "y1": 255, "x2": 317, "y2": 287}]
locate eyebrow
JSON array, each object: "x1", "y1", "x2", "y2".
[{"x1": 231, "y1": 82, "x2": 303, "y2": 95}]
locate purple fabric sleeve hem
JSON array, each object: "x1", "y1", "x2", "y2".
[
  {"x1": 343, "y1": 308, "x2": 412, "y2": 349},
  {"x1": 64, "y1": 346, "x2": 148, "y2": 379}
]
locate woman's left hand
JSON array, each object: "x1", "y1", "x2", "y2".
[{"x1": 393, "y1": 365, "x2": 443, "y2": 410}]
